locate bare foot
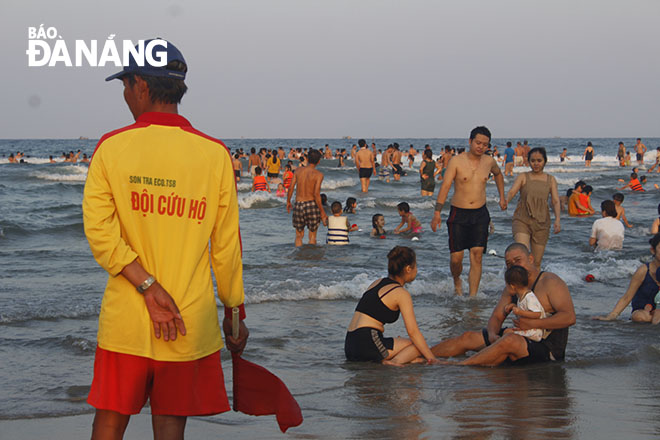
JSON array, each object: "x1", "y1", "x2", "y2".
[
  {"x1": 382, "y1": 359, "x2": 405, "y2": 367},
  {"x1": 644, "y1": 303, "x2": 653, "y2": 313}
]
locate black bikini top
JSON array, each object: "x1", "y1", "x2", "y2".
[
  {"x1": 355, "y1": 278, "x2": 401, "y2": 324},
  {"x1": 512, "y1": 271, "x2": 544, "y2": 305}
]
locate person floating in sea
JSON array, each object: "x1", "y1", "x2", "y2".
[
  {"x1": 593, "y1": 234, "x2": 660, "y2": 324},
  {"x1": 344, "y1": 246, "x2": 438, "y2": 365},
  {"x1": 355, "y1": 139, "x2": 376, "y2": 193},
  {"x1": 567, "y1": 181, "x2": 594, "y2": 217},
  {"x1": 618, "y1": 172, "x2": 645, "y2": 192},
  {"x1": 82, "y1": 39, "x2": 248, "y2": 439},
  {"x1": 371, "y1": 213, "x2": 386, "y2": 237},
  {"x1": 251, "y1": 167, "x2": 270, "y2": 192},
  {"x1": 430, "y1": 126, "x2": 506, "y2": 297},
  {"x1": 343, "y1": 197, "x2": 357, "y2": 214},
  {"x1": 286, "y1": 149, "x2": 328, "y2": 246}
]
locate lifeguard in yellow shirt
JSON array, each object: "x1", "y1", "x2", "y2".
[{"x1": 83, "y1": 39, "x2": 249, "y2": 440}]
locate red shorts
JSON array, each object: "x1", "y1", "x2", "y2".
[{"x1": 87, "y1": 346, "x2": 230, "y2": 416}]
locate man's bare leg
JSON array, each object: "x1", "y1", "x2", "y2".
[
  {"x1": 431, "y1": 330, "x2": 485, "y2": 358},
  {"x1": 308, "y1": 228, "x2": 318, "y2": 245},
  {"x1": 360, "y1": 177, "x2": 368, "y2": 193},
  {"x1": 91, "y1": 410, "x2": 130, "y2": 440},
  {"x1": 459, "y1": 333, "x2": 528, "y2": 367},
  {"x1": 449, "y1": 251, "x2": 464, "y2": 295},
  {"x1": 467, "y1": 247, "x2": 484, "y2": 297},
  {"x1": 294, "y1": 229, "x2": 304, "y2": 247},
  {"x1": 152, "y1": 415, "x2": 187, "y2": 440}
]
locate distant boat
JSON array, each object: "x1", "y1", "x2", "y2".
[
  {"x1": 342, "y1": 136, "x2": 352, "y2": 140},
  {"x1": 79, "y1": 136, "x2": 89, "y2": 140}
]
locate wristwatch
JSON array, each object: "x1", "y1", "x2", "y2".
[{"x1": 136, "y1": 275, "x2": 156, "y2": 294}]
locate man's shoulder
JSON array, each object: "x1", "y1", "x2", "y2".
[{"x1": 538, "y1": 271, "x2": 568, "y2": 291}]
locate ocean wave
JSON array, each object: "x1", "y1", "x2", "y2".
[
  {"x1": 321, "y1": 178, "x2": 357, "y2": 190},
  {"x1": 236, "y1": 182, "x2": 252, "y2": 192},
  {"x1": 31, "y1": 165, "x2": 88, "y2": 182},
  {"x1": 0, "y1": 304, "x2": 99, "y2": 324},
  {"x1": 238, "y1": 191, "x2": 286, "y2": 209},
  {"x1": 244, "y1": 270, "x2": 505, "y2": 303}
]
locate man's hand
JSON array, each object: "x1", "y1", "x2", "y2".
[
  {"x1": 286, "y1": 201, "x2": 293, "y2": 213},
  {"x1": 512, "y1": 317, "x2": 537, "y2": 330},
  {"x1": 430, "y1": 211, "x2": 441, "y2": 232},
  {"x1": 553, "y1": 220, "x2": 561, "y2": 234},
  {"x1": 321, "y1": 211, "x2": 328, "y2": 226},
  {"x1": 222, "y1": 317, "x2": 249, "y2": 355},
  {"x1": 499, "y1": 198, "x2": 507, "y2": 211},
  {"x1": 143, "y1": 283, "x2": 186, "y2": 342}
]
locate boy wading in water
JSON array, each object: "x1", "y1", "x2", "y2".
[
  {"x1": 430, "y1": 126, "x2": 507, "y2": 296},
  {"x1": 287, "y1": 149, "x2": 328, "y2": 246}
]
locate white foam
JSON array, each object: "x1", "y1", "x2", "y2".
[
  {"x1": 321, "y1": 178, "x2": 357, "y2": 190},
  {"x1": 31, "y1": 165, "x2": 88, "y2": 182},
  {"x1": 237, "y1": 191, "x2": 284, "y2": 209}
]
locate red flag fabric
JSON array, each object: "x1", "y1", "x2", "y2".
[{"x1": 232, "y1": 352, "x2": 303, "y2": 433}]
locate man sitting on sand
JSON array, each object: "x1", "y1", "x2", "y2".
[{"x1": 393, "y1": 243, "x2": 575, "y2": 366}]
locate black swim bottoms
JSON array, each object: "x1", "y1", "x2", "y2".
[
  {"x1": 267, "y1": 172, "x2": 279, "y2": 178},
  {"x1": 359, "y1": 167, "x2": 373, "y2": 179},
  {"x1": 637, "y1": 153, "x2": 643, "y2": 161},
  {"x1": 393, "y1": 164, "x2": 403, "y2": 175},
  {"x1": 446, "y1": 205, "x2": 490, "y2": 253},
  {"x1": 345, "y1": 327, "x2": 394, "y2": 362},
  {"x1": 481, "y1": 328, "x2": 562, "y2": 365}
]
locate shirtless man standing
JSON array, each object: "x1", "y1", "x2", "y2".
[
  {"x1": 286, "y1": 149, "x2": 328, "y2": 246},
  {"x1": 431, "y1": 126, "x2": 506, "y2": 296},
  {"x1": 390, "y1": 243, "x2": 575, "y2": 366},
  {"x1": 355, "y1": 139, "x2": 376, "y2": 193},
  {"x1": 380, "y1": 145, "x2": 393, "y2": 183},
  {"x1": 248, "y1": 148, "x2": 260, "y2": 177},
  {"x1": 635, "y1": 138, "x2": 647, "y2": 166},
  {"x1": 514, "y1": 142, "x2": 524, "y2": 167},
  {"x1": 391, "y1": 143, "x2": 404, "y2": 181}
]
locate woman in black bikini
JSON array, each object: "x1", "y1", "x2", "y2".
[{"x1": 344, "y1": 246, "x2": 437, "y2": 365}]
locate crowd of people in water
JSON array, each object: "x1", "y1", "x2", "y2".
[
  {"x1": 5, "y1": 132, "x2": 660, "y2": 367},
  {"x1": 224, "y1": 130, "x2": 660, "y2": 367},
  {"x1": 5, "y1": 150, "x2": 90, "y2": 164}
]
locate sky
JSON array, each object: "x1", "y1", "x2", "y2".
[{"x1": 1, "y1": 0, "x2": 659, "y2": 139}]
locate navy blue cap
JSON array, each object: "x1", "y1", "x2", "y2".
[{"x1": 105, "y1": 39, "x2": 186, "y2": 82}]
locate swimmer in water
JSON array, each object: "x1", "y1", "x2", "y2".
[
  {"x1": 394, "y1": 202, "x2": 422, "y2": 235},
  {"x1": 371, "y1": 213, "x2": 386, "y2": 237}
]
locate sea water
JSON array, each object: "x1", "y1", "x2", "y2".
[{"x1": 2, "y1": 137, "x2": 660, "y2": 439}]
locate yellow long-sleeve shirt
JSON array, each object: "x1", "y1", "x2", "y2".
[{"x1": 83, "y1": 112, "x2": 245, "y2": 361}]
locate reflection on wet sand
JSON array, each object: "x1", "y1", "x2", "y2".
[
  {"x1": 446, "y1": 364, "x2": 574, "y2": 439},
  {"x1": 343, "y1": 364, "x2": 428, "y2": 440}
]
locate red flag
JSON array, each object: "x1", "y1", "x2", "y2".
[{"x1": 231, "y1": 352, "x2": 303, "y2": 433}]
